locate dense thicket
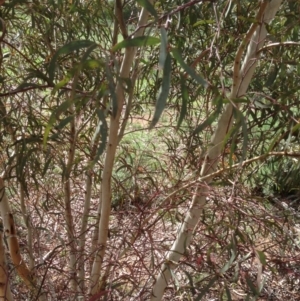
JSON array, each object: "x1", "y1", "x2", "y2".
[{"x1": 0, "y1": 1, "x2": 300, "y2": 300}]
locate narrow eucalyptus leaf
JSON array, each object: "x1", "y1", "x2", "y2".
[
  {"x1": 53, "y1": 73, "x2": 73, "y2": 93},
  {"x1": 240, "y1": 114, "x2": 248, "y2": 161},
  {"x1": 193, "y1": 103, "x2": 222, "y2": 135},
  {"x1": 231, "y1": 108, "x2": 248, "y2": 161},
  {"x1": 82, "y1": 59, "x2": 104, "y2": 70},
  {"x1": 171, "y1": 48, "x2": 207, "y2": 87},
  {"x1": 17, "y1": 82, "x2": 45, "y2": 90},
  {"x1": 57, "y1": 115, "x2": 74, "y2": 130},
  {"x1": 136, "y1": 0, "x2": 158, "y2": 19},
  {"x1": 43, "y1": 99, "x2": 72, "y2": 146},
  {"x1": 177, "y1": 76, "x2": 188, "y2": 129},
  {"x1": 91, "y1": 109, "x2": 108, "y2": 165},
  {"x1": 25, "y1": 68, "x2": 51, "y2": 84},
  {"x1": 183, "y1": 271, "x2": 196, "y2": 295},
  {"x1": 49, "y1": 40, "x2": 96, "y2": 82},
  {"x1": 149, "y1": 53, "x2": 171, "y2": 129},
  {"x1": 265, "y1": 64, "x2": 278, "y2": 87},
  {"x1": 80, "y1": 44, "x2": 99, "y2": 63},
  {"x1": 220, "y1": 250, "x2": 236, "y2": 274},
  {"x1": 159, "y1": 28, "x2": 168, "y2": 68},
  {"x1": 266, "y1": 131, "x2": 283, "y2": 153},
  {"x1": 245, "y1": 275, "x2": 258, "y2": 296},
  {"x1": 225, "y1": 285, "x2": 233, "y2": 301},
  {"x1": 42, "y1": 157, "x2": 52, "y2": 177},
  {"x1": 256, "y1": 250, "x2": 267, "y2": 266},
  {"x1": 195, "y1": 276, "x2": 218, "y2": 301}
]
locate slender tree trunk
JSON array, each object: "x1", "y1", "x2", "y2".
[
  {"x1": 77, "y1": 171, "x2": 93, "y2": 295},
  {"x1": 63, "y1": 74, "x2": 82, "y2": 294},
  {"x1": 89, "y1": 2, "x2": 153, "y2": 294},
  {"x1": 0, "y1": 221, "x2": 13, "y2": 301},
  {"x1": 63, "y1": 116, "x2": 77, "y2": 294},
  {"x1": 0, "y1": 179, "x2": 49, "y2": 300},
  {"x1": 0, "y1": 178, "x2": 34, "y2": 288},
  {"x1": 20, "y1": 184, "x2": 34, "y2": 270},
  {"x1": 151, "y1": 1, "x2": 283, "y2": 299},
  {"x1": 78, "y1": 130, "x2": 100, "y2": 295}
]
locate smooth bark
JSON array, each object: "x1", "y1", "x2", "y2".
[
  {"x1": 151, "y1": 1, "x2": 283, "y2": 299},
  {"x1": 89, "y1": 2, "x2": 154, "y2": 294}
]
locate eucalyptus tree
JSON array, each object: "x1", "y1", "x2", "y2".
[
  {"x1": 151, "y1": 0, "x2": 284, "y2": 299},
  {"x1": 0, "y1": 0, "x2": 299, "y2": 300}
]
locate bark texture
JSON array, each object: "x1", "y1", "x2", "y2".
[
  {"x1": 0, "y1": 222, "x2": 13, "y2": 301},
  {"x1": 0, "y1": 178, "x2": 34, "y2": 288},
  {"x1": 89, "y1": 2, "x2": 154, "y2": 294},
  {"x1": 151, "y1": 1, "x2": 283, "y2": 299}
]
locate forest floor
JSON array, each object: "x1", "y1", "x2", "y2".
[
  {"x1": 104, "y1": 185, "x2": 300, "y2": 300},
  {"x1": 8, "y1": 116, "x2": 300, "y2": 300}
]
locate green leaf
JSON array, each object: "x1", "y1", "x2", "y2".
[
  {"x1": 110, "y1": 281, "x2": 127, "y2": 290},
  {"x1": 221, "y1": 107, "x2": 248, "y2": 166},
  {"x1": 89, "y1": 109, "x2": 108, "y2": 167},
  {"x1": 254, "y1": 99, "x2": 272, "y2": 109},
  {"x1": 256, "y1": 250, "x2": 267, "y2": 266},
  {"x1": 194, "y1": 110, "x2": 218, "y2": 135},
  {"x1": 258, "y1": 276, "x2": 267, "y2": 293},
  {"x1": 245, "y1": 275, "x2": 258, "y2": 296},
  {"x1": 42, "y1": 157, "x2": 52, "y2": 177},
  {"x1": 195, "y1": 276, "x2": 218, "y2": 301},
  {"x1": 171, "y1": 48, "x2": 207, "y2": 87},
  {"x1": 224, "y1": 285, "x2": 232, "y2": 301},
  {"x1": 112, "y1": 36, "x2": 160, "y2": 52},
  {"x1": 159, "y1": 28, "x2": 168, "y2": 69},
  {"x1": 81, "y1": 59, "x2": 104, "y2": 70},
  {"x1": 220, "y1": 250, "x2": 236, "y2": 274},
  {"x1": 266, "y1": 130, "x2": 282, "y2": 153},
  {"x1": 52, "y1": 45, "x2": 101, "y2": 94},
  {"x1": 265, "y1": 64, "x2": 278, "y2": 87},
  {"x1": 17, "y1": 82, "x2": 46, "y2": 90},
  {"x1": 193, "y1": 95, "x2": 223, "y2": 134},
  {"x1": 170, "y1": 269, "x2": 180, "y2": 289},
  {"x1": 235, "y1": 228, "x2": 246, "y2": 243},
  {"x1": 177, "y1": 76, "x2": 188, "y2": 129},
  {"x1": 24, "y1": 68, "x2": 52, "y2": 84},
  {"x1": 183, "y1": 271, "x2": 196, "y2": 295},
  {"x1": 235, "y1": 109, "x2": 248, "y2": 161},
  {"x1": 228, "y1": 131, "x2": 239, "y2": 167},
  {"x1": 43, "y1": 99, "x2": 72, "y2": 146},
  {"x1": 77, "y1": 44, "x2": 104, "y2": 72},
  {"x1": 53, "y1": 72, "x2": 73, "y2": 94},
  {"x1": 136, "y1": 0, "x2": 158, "y2": 20},
  {"x1": 235, "y1": 263, "x2": 241, "y2": 283},
  {"x1": 193, "y1": 19, "x2": 215, "y2": 27},
  {"x1": 149, "y1": 53, "x2": 171, "y2": 129},
  {"x1": 290, "y1": 122, "x2": 300, "y2": 136},
  {"x1": 48, "y1": 40, "x2": 96, "y2": 82},
  {"x1": 56, "y1": 115, "x2": 74, "y2": 130},
  {"x1": 80, "y1": 44, "x2": 99, "y2": 63}
]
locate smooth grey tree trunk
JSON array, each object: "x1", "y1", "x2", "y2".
[
  {"x1": 89, "y1": 2, "x2": 154, "y2": 295},
  {"x1": 151, "y1": 1, "x2": 283, "y2": 299}
]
